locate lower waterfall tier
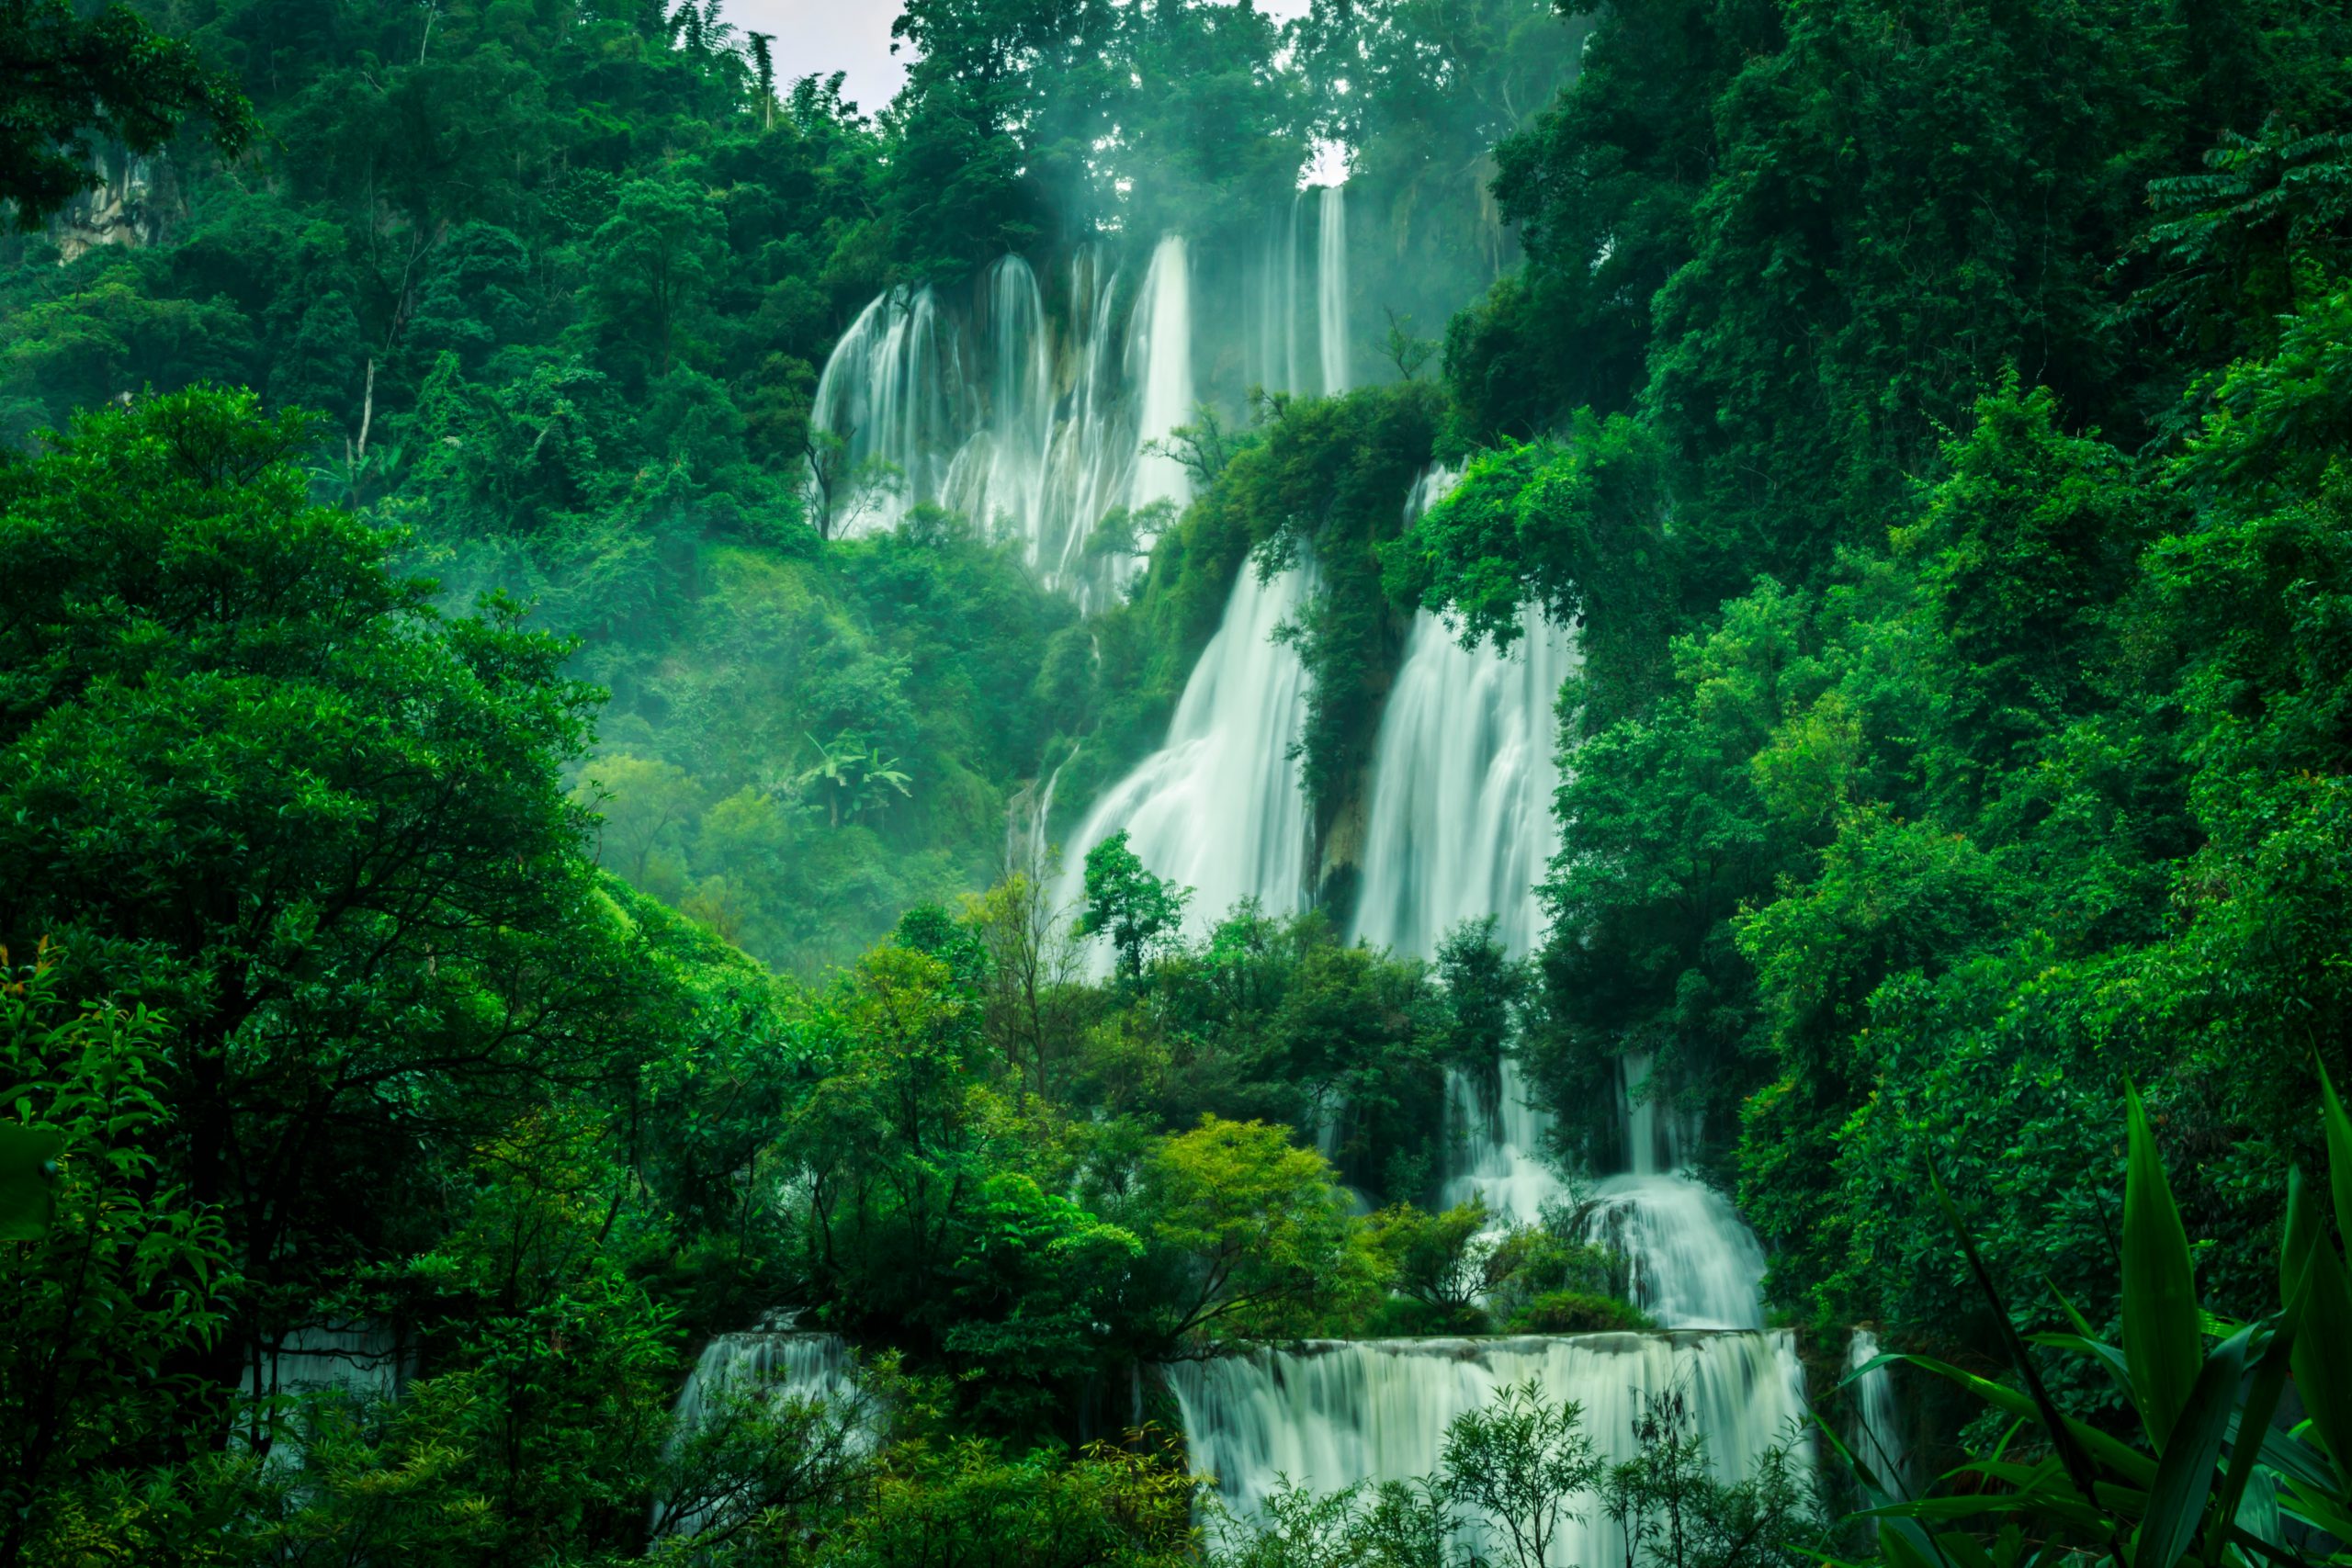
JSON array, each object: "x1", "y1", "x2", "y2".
[{"x1": 1169, "y1": 1330, "x2": 1811, "y2": 1561}]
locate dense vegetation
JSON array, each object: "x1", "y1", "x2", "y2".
[
  {"x1": 1387, "y1": 0, "x2": 2352, "y2": 1359},
  {"x1": 5, "y1": 0, "x2": 2352, "y2": 1561}
]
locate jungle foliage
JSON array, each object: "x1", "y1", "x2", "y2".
[{"x1": 8, "y1": 0, "x2": 2352, "y2": 1560}]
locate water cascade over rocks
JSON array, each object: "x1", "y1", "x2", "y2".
[
  {"x1": 806, "y1": 190, "x2": 1856, "y2": 1541},
  {"x1": 1171, "y1": 451, "x2": 1811, "y2": 1536},
  {"x1": 1050, "y1": 186, "x2": 1354, "y2": 928},
  {"x1": 658, "y1": 1328, "x2": 867, "y2": 1535},
  {"x1": 1317, "y1": 184, "x2": 1351, "y2": 397},
  {"x1": 1354, "y1": 465, "x2": 1577, "y2": 1227},
  {"x1": 1848, "y1": 1329, "x2": 1911, "y2": 1496},
  {"x1": 1353, "y1": 466, "x2": 1577, "y2": 962},
  {"x1": 1053, "y1": 564, "x2": 1316, "y2": 929},
  {"x1": 1170, "y1": 1332, "x2": 1811, "y2": 1562},
  {"x1": 809, "y1": 244, "x2": 1188, "y2": 600},
  {"x1": 1126, "y1": 236, "x2": 1196, "y2": 529}
]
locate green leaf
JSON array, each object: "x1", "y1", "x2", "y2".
[
  {"x1": 2323, "y1": 1068, "x2": 2352, "y2": 1264},
  {"x1": 2279, "y1": 1167, "x2": 2352, "y2": 1481},
  {"x1": 2138, "y1": 1325, "x2": 2252, "y2": 1568},
  {"x1": 1898, "y1": 1352, "x2": 2159, "y2": 1487},
  {"x1": 2205, "y1": 1275, "x2": 2302, "y2": 1564},
  {"x1": 0, "y1": 1121, "x2": 66, "y2": 1241},
  {"x1": 2123, "y1": 1083, "x2": 2202, "y2": 1446}
]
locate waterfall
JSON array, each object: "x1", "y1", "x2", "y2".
[
  {"x1": 1171, "y1": 1331, "x2": 1811, "y2": 1559},
  {"x1": 1040, "y1": 246, "x2": 1133, "y2": 584},
  {"x1": 1847, "y1": 1329, "x2": 1910, "y2": 1496},
  {"x1": 1351, "y1": 604, "x2": 1576, "y2": 960},
  {"x1": 244, "y1": 1321, "x2": 407, "y2": 1404},
  {"x1": 1055, "y1": 564, "x2": 1312, "y2": 937},
  {"x1": 808, "y1": 240, "x2": 1193, "y2": 601},
  {"x1": 1317, "y1": 184, "x2": 1351, "y2": 395},
  {"x1": 657, "y1": 1328, "x2": 869, "y2": 1536},
  {"x1": 968, "y1": 254, "x2": 1054, "y2": 549},
  {"x1": 670, "y1": 1329, "x2": 860, "y2": 1438},
  {"x1": 1126, "y1": 235, "x2": 1196, "y2": 541},
  {"x1": 1440, "y1": 1055, "x2": 1571, "y2": 1227},
  {"x1": 1353, "y1": 464, "x2": 1577, "y2": 1226},
  {"x1": 1355, "y1": 467, "x2": 1573, "y2": 962},
  {"x1": 1574, "y1": 1179, "x2": 1770, "y2": 1330},
  {"x1": 1246, "y1": 197, "x2": 1308, "y2": 400},
  {"x1": 809, "y1": 284, "x2": 964, "y2": 536}
]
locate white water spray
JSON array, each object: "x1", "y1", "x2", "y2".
[{"x1": 1847, "y1": 1329, "x2": 1911, "y2": 1496}]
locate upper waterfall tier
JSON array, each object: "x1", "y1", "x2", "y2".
[
  {"x1": 1054, "y1": 564, "x2": 1314, "y2": 936},
  {"x1": 1317, "y1": 184, "x2": 1351, "y2": 396},
  {"x1": 1439, "y1": 1055, "x2": 1570, "y2": 1225},
  {"x1": 1171, "y1": 1331, "x2": 1811, "y2": 1557},
  {"x1": 808, "y1": 194, "x2": 1355, "y2": 603},
  {"x1": 1574, "y1": 1176, "x2": 1770, "y2": 1330},
  {"x1": 1354, "y1": 462, "x2": 1575, "y2": 960},
  {"x1": 810, "y1": 250, "x2": 1156, "y2": 599}
]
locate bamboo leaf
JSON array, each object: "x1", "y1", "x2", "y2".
[
  {"x1": 2280, "y1": 1165, "x2": 2352, "y2": 1481},
  {"x1": 2323, "y1": 1067, "x2": 2352, "y2": 1252},
  {"x1": 1897, "y1": 1353, "x2": 2157, "y2": 1486},
  {"x1": 2205, "y1": 1276, "x2": 2302, "y2": 1564},
  {"x1": 2123, "y1": 1083, "x2": 2203, "y2": 1447},
  {"x1": 1926, "y1": 1162, "x2": 2115, "y2": 1515},
  {"x1": 2138, "y1": 1325, "x2": 2252, "y2": 1568}
]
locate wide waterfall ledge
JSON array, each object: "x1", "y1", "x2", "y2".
[{"x1": 1170, "y1": 1328, "x2": 1812, "y2": 1555}]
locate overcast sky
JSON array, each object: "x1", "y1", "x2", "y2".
[{"x1": 729, "y1": 1, "x2": 1317, "y2": 118}]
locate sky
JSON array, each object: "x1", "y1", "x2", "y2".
[{"x1": 730, "y1": 0, "x2": 1317, "y2": 119}]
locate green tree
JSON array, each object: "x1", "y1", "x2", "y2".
[
  {"x1": 1115, "y1": 1115, "x2": 1384, "y2": 1350},
  {"x1": 0, "y1": 946, "x2": 231, "y2": 1568},
  {"x1": 592, "y1": 179, "x2": 727, "y2": 377},
  {"x1": 1080, "y1": 830, "x2": 1193, "y2": 980},
  {"x1": 1436, "y1": 1380, "x2": 1603, "y2": 1568},
  {"x1": 0, "y1": 388, "x2": 662, "y2": 1416}
]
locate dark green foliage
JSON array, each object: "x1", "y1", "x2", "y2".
[
  {"x1": 0, "y1": 0, "x2": 254, "y2": 227},
  {"x1": 1841, "y1": 1086, "x2": 2352, "y2": 1568},
  {"x1": 1501, "y1": 1292, "x2": 1651, "y2": 1336}
]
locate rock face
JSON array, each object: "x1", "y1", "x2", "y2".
[{"x1": 55, "y1": 152, "x2": 166, "y2": 264}]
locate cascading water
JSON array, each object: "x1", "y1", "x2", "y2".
[
  {"x1": 1172, "y1": 1331, "x2": 1811, "y2": 1562},
  {"x1": 1569, "y1": 1051, "x2": 1768, "y2": 1329},
  {"x1": 1047, "y1": 193, "x2": 1351, "y2": 937},
  {"x1": 1170, "y1": 454, "x2": 1813, "y2": 1538},
  {"x1": 1245, "y1": 194, "x2": 1307, "y2": 398},
  {"x1": 1040, "y1": 247, "x2": 1135, "y2": 584},
  {"x1": 1847, "y1": 1329, "x2": 1911, "y2": 1497},
  {"x1": 1355, "y1": 465, "x2": 1577, "y2": 1226},
  {"x1": 808, "y1": 243, "x2": 1183, "y2": 601},
  {"x1": 1317, "y1": 184, "x2": 1351, "y2": 396},
  {"x1": 809, "y1": 284, "x2": 965, "y2": 532},
  {"x1": 1126, "y1": 235, "x2": 1195, "y2": 530},
  {"x1": 1054, "y1": 564, "x2": 1314, "y2": 934},
  {"x1": 670, "y1": 1328, "x2": 860, "y2": 1438},
  {"x1": 1351, "y1": 525, "x2": 1577, "y2": 957},
  {"x1": 657, "y1": 1328, "x2": 869, "y2": 1536}
]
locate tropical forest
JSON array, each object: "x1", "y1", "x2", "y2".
[{"x1": 3, "y1": 0, "x2": 2351, "y2": 1562}]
